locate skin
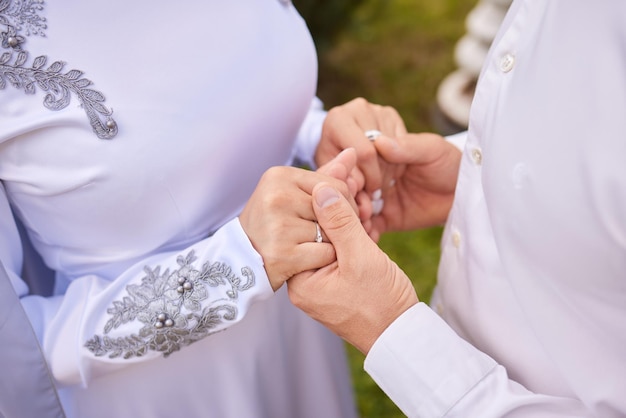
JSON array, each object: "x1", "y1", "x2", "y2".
[
  {"x1": 288, "y1": 131, "x2": 463, "y2": 354},
  {"x1": 288, "y1": 181, "x2": 419, "y2": 354},
  {"x1": 315, "y1": 97, "x2": 408, "y2": 195},
  {"x1": 369, "y1": 132, "x2": 462, "y2": 239},
  {"x1": 240, "y1": 97, "x2": 408, "y2": 290},
  {"x1": 315, "y1": 98, "x2": 408, "y2": 236},
  {"x1": 239, "y1": 149, "x2": 359, "y2": 291}
]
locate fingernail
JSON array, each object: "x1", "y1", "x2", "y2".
[
  {"x1": 372, "y1": 198, "x2": 384, "y2": 215},
  {"x1": 372, "y1": 189, "x2": 382, "y2": 200},
  {"x1": 315, "y1": 186, "x2": 341, "y2": 208},
  {"x1": 382, "y1": 136, "x2": 399, "y2": 150}
]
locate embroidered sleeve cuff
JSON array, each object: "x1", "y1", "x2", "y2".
[
  {"x1": 49, "y1": 217, "x2": 274, "y2": 386},
  {"x1": 364, "y1": 302, "x2": 496, "y2": 417}
]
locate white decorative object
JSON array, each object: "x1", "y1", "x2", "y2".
[{"x1": 436, "y1": 0, "x2": 512, "y2": 129}]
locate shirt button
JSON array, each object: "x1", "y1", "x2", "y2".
[
  {"x1": 499, "y1": 53, "x2": 515, "y2": 72},
  {"x1": 471, "y1": 148, "x2": 483, "y2": 165},
  {"x1": 452, "y1": 231, "x2": 462, "y2": 248}
]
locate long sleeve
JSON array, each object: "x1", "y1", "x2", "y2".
[
  {"x1": 0, "y1": 0, "x2": 319, "y2": 389},
  {"x1": 366, "y1": 2, "x2": 626, "y2": 416},
  {"x1": 365, "y1": 304, "x2": 597, "y2": 418},
  {"x1": 9, "y1": 207, "x2": 274, "y2": 386},
  {"x1": 0, "y1": 2, "x2": 359, "y2": 417},
  {"x1": 290, "y1": 96, "x2": 327, "y2": 169},
  {"x1": 0, "y1": 183, "x2": 26, "y2": 296}
]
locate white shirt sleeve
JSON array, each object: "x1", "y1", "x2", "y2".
[
  {"x1": 290, "y1": 96, "x2": 327, "y2": 169},
  {"x1": 10, "y1": 211, "x2": 274, "y2": 387},
  {"x1": 364, "y1": 303, "x2": 596, "y2": 418}
]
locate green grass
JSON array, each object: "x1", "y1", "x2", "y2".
[{"x1": 304, "y1": 1, "x2": 476, "y2": 416}]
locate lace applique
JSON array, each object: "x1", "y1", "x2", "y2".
[
  {"x1": 0, "y1": 0, "x2": 118, "y2": 139},
  {"x1": 84, "y1": 251, "x2": 256, "y2": 359}
]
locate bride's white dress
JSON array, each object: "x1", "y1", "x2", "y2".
[{"x1": 0, "y1": 1, "x2": 356, "y2": 416}]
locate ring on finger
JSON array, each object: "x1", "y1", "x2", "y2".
[
  {"x1": 314, "y1": 221, "x2": 323, "y2": 243},
  {"x1": 364, "y1": 129, "x2": 382, "y2": 141}
]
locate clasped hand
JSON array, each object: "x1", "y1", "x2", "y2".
[
  {"x1": 285, "y1": 131, "x2": 462, "y2": 354},
  {"x1": 239, "y1": 98, "x2": 461, "y2": 352}
]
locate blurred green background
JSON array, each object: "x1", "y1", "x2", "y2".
[{"x1": 294, "y1": 1, "x2": 476, "y2": 416}]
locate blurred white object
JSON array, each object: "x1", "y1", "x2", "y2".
[{"x1": 436, "y1": 0, "x2": 512, "y2": 128}]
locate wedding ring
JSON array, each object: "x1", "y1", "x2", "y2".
[
  {"x1": 364, "y1": 129, "x2": 382, "y2": 141},
  {"x1": 314, "y1": 221, "x2": 323, "y2": 243}
]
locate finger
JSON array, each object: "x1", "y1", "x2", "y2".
[
  {"x1": 261, "y1": 218, "x2": 335, "y2": 290},
  {"x1": 266, "y1": 242, "x2": 336, "y2": 291},
  {"x1": 348, "y1": 99, "x2": 382, "y2": 138},
  {"x1": 375, "y1": 105, "x2": 408, "y2": 138},
  {"x1": 316, "y1": 148, "x2": 363, "y2": 198},
  {"x1": 317, "y1": 148, "x2": 357, "y2": 182},
  {"x1": 293, "y1": 242, "x2": 337, "y2": 273},
  {"x1": 369, "y1": 215, "x2": 387, "y2": 243},
  {"x1": 338, "y1": 99, "x2": 384, "y2": 194},
  {"x1": 374, "y1": 133, "x2": 444, "y2": 165},
  {"x1": 311, "y1": 182, "x2": 372, "y2": 260},
  {"x1": 287, "y1": 261, "x2": 338, "y2": 304},
  {"x1": 346, "y1": 175, "x2": 359, "y2": 199},
  {"x1": 367, "y1": 104, "x2": 406, "y2": 195},
  {"x1": 355, "y1": 190, "x2": 373, "y2": 223},
  {"x1": 274, "y1": 167, "x2": 355, "y2": 220}
]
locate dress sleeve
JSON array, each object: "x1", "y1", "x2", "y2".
[
  {"x1": 5, "y1": 187, "x2": 274, "y2": 387},
  {"x1": 364, "y1": 303, "x2": 595, "y2": 418},
  {"x1": 290, "y1": 96, "x2": 327, "y2": 169},
  {"x1": 0, "y1": 182, "x2": 27, "y2": 296}
]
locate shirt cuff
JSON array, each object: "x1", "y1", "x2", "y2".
[{"x1": 364, "y1": 302, "x2": 496, "y2": 417}]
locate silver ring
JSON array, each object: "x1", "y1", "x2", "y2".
[
  {"x1": 314, "y1": 221, "x2": 323, "y2": 243},
  {"x1": 364, "y1": 129, "x2": 382, "y2": 141}
]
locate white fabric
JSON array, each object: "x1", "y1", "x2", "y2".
[
  {"x1": 365, "y1": 1, "x2": 626, "y2": 417},
  {"x1": 0, "y1": 1, "x2": 356, "y2": 417}
]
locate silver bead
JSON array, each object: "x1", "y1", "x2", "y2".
[
  {"x1": 157, "y1": 313, "x2": 167, "y2": 321},
  {"x1": 177, "y1": 285, "x2": 185, "y2": 294},
  {"x1": 155, "y1": 321, "x2": 164, "y2": 329},
  {"x1": 164, "y1": 319, "x2": 174, "y2": 327},
  {"x1": 178, "y1": 277, "x2": 186, "y2": 284},
  {"x1": 7, "y1": 37, "x2": 19, "y2": 47},
  {"x1": 106, "y1": 120, "x2": 117, "y2": 130},
  {"x1": 183, "y1": 281, "x2": 192, "y2": 290}
]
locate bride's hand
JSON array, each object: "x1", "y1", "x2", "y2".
[{"x1": 239, "y1": 149, "x2": 359, "y2": 291}]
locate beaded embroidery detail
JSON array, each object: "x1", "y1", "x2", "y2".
[
  {"x1": 0, "y1": 0, "x2": 118, "y2": 139},
  {"x1": 85, "y1": 251, "x2": 255, "y2": 359}
]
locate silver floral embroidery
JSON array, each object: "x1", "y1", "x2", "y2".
[
  {"x1": 84, "y1": 251, "x2": 255, "y2": 359},
  {"x1": 0, "y1": 0, "x2": 118, "y2": 139},
  {"x1": 0, "y1": 0, "x2": 46, "y2": 50}
]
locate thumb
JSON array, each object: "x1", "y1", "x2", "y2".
[
  {"x1": 316, "y1": 148, "x2": 359, "y2": 196},
  {"x1": 316, "y1": 147, "x2": 357, "y2": 180},
  {"x1": 312, "y1": 182, "x2": 370, "y2": 257},
  {"x1": 375, "y1": 133, "x2": 443, "y2": 165}
]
